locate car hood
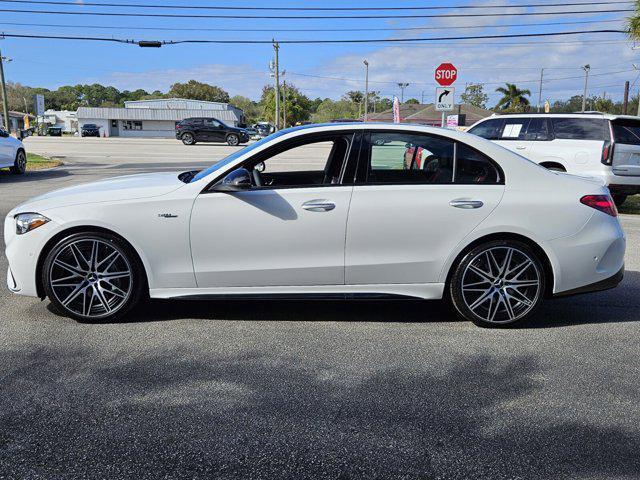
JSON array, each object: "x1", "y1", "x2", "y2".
[{"x1": 11, "y1": 171, "x2": 186, "y2": 214}]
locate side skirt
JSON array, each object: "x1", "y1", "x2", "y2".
[{"x1": 150, "y1": 283, "x2": 446, "y2": 301}]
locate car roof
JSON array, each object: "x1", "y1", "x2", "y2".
[{"x1": 478, "y1": 112, "x2": 639, "y2": 121}]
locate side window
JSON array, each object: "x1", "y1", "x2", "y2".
[
  {"x1": 204, "y1": 119, "x2": 221, "y2": 128},
  {"x1": 250, "y1": 135, "x2": 352, "y2": 188},
  {"x1": 190, "y1": 119, "x2": 203, "y2": 126},
  {"x1": 551, "y1": 118, "x2": 606, "y2": 140},
  {"x1": 455, "y1": 143, "x2": 501, "y2": 184},
  {"x1": 468, "y1": 119, "x2": 503, "y2": 140},
  {"x1": 524, "y1": 118, "x2": 550, "y2": 141},
  {"x1": 499, "y1": 118, "x2": 530, "y2": 140},
  {"x1": 367, "y1": 132, "x2": 455, "y2": 184}
]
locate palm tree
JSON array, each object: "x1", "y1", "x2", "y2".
[
  {"x1": 628, "y1": 0, "x2": 640, "y2": 40},
  {"x1": 495, "y1": 83, "x2": 531, "y2": 111}
]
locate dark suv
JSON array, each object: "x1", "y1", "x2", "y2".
[
  {"x1": 81, "y1": 124, "x2": 101, "y2": 137},
  {"x1": 175, "y1": 118, "x2": 250, "y2": 146}
]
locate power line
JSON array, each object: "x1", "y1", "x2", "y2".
[
  {"x1": 0, "y1": 7, "x2": 632, "y2": 20},
  {"x1": 0, "y1": 18, "x2": 625, "y2": 33},
  {"x1": 0, "y1": 29, "x2": 627, "y2": 45},
  {"x1": 0, "y1": 0, "x2": 632, "y2": 10}
]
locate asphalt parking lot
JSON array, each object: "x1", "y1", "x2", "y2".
[{"x1": 1, "y1": 136, "x2": 640, "y2": 479}]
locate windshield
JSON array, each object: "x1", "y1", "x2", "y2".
[{"x1": 190, "y1": 129, "x2": 288, "y2": 183}]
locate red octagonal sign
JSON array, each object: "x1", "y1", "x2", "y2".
[{"x1": 435, "y1": 63, "x2": 457, "y2": 87}]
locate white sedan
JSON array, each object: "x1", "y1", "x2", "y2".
[
  {"x1": 4, "y1": 124, "x2": 625, "y2": 327},
  {"x1": 0, "y1": 127, "x2": 27, "y2": 174}
]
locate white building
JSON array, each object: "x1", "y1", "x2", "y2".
[
  {"x1": 76, "y1": 98, "x2": 245, "y2": 138},
  {"x1": 43, "y1": 110, "x2": 78, "y2": 133}
]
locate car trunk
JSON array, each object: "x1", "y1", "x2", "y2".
[{"x1": 611, "y1": 119, "x2": 640, "y2": 176}]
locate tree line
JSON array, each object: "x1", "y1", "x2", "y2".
[{"x1": 6, "y1": 78, "x2": 639, "y2": 127}]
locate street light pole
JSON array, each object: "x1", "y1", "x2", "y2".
[
  {"x1": 363, "y1": 60, "x2": 369, "y2": 122},
  {"x1": 397, "y1": 82, "x2": 409, "y2": 103},
  {"x1": 581, "y1": 64, "x2": 590, "y2": 113},
  {"x1": 0, "y1": 49, "x2": 10, "y2": 132}
]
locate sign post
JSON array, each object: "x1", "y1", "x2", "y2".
[{"x1": 434, "y1": 63, "x2": 458, "y2": 127}]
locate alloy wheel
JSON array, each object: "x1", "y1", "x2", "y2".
[
  {"x1": 48, "y1": 238, "x2": 133, "y2": 319},
  {"x1": 227, "y1": 134, "x2": 239, "y2": 146},
  {"x1": 460, "y1": 246, "x2": 541, "y2": 324},
  {"x1": 182, "y1": 133, "x2": 194, "y2": 145},
  {"x1": 12, "y1": 151, "x2": 26, "y2": 174}
]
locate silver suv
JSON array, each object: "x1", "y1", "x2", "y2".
[{"x1": 468, "y1": 113, "x2": 640, "y2": 206}]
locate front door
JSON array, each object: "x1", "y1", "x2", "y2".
[
  {"x1": 345, "y1": 131, "x2": 505, "y2": 285},
  {"x1": 202, "y1": 118, "x2": 226, "y2": 142},
  {"x1": 190, "y1": 132, "x2": 357, "y2": 288}
]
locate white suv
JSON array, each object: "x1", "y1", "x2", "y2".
[
  {"x1": 468, "y1": 113, "x2": 640, "y2": 206},
  {"x1": 0, "y1": 127, "x2": 27, "y2": 174}
]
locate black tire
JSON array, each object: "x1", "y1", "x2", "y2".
[
  {"x1": 226, "y1": 133, "x2": 239, "y2": 146},
  {"x1": 42, "y1": 231, "x2": 145, "y2": 322},
  {"x1": 449, "y1": 240, "x2": 545, "y2": 327},
  {"x1": 10, "y1": 150, "x2": 26, "y2": 174},
  {"x1": 181, "y1": 132, "x2": 196, "y2": 145},
  {"x1": 612, "y1": 195, "x2": 627, "y2": 208}
]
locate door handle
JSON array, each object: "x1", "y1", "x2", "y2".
[
  {"x1": 302, "y1": 200, "x2": 336, "y2": 212},
  {"x1": 449, "y1": 199, "x2": 484, "y2": 209},
  {"x1": 515, "y1": 145, "x2": 527, "y2": 150}
]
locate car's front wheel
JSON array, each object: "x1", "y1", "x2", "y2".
[
  {"x1": 227, "y1": 133, "x2": 240, "y2": 146},
  {"x1": 449, "y1": 240, "x2": 545, "y2": 327},
  {"x1": 181, "y1": 132, "x2": 196, "y2": 145},
  {"x1": 10, "y1": 150, "x2": 26, "y2": 174},
  {"x1": 42, "y1": 232, "x2": 145, "y2": 322}
]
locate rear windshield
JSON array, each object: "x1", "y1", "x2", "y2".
[
  {"x1": 551, "y1": 118, "x2": 607, "y2": 141},
  {"x1": 612, "y1": 120, "x2": 640, "y2": 145}
]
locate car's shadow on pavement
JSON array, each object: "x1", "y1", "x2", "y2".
[
  {"x1": 0, "y1": 168, "x2": 71, "y2": 183},
  {"x1": 57, "y1": 270, "x2": 640, "y2": 328}
]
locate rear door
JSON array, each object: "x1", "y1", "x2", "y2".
[
  {"x1": 493, "y1": 117, "x2": 532, "y2": 157},
  {"x1": 611, "y1": 119, "x2": 640, "y2": 177},
  {"x1": 202, "y1": 119, "x2": 226, "y2": 142},
  {"x1": 546, "y1": 117, "x2": 607, "y2": 173},
  {"x1": 345, "y1": 131, "x2": 505, "y2": 286}
]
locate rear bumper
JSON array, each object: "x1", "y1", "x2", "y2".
[
  {"x1": 544, "y1": 211, "x2": 626, "y2": 295},
  {"x1": 553, "y1": 265, "x2": 624, "y2": 297}
]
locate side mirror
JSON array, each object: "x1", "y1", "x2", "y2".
[
  {"x1": 210, "y1": 168, "x2": 252, "y2": 192},
  {"x1": 254, "y1": 161, "x2": 266, "y2": 173}
]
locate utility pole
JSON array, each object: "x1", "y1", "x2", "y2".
[
  {"x1": 623, "y1": 81, "x2": 630, "y2": 115},
  {"x1": 421, "y1": 91, "x2": 425, "y2": 104},
  {"x1": 0, "y1": 49, "x2": 10, "y2": 132},
  {"x1": 282, "y1": 78, "x2": 287, "y2": 128},
  {"x1": 397, "y1": 82, "x2": 409, "y2": 103},
  {"x1": 581, "y1": 64, "x2": 590, "y2": 113},
  {"x1": 273, "y1": 41, "x2": 280, "y2": 130},
  {"x1": 363, "y1": 60, "x2": 369, "y2": 122},
  {"x1": 537, "y1": 68, "x2": 544, "y2": 113}
]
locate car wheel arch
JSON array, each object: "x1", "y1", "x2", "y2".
[
  {"x1": 34, "y1": 225, "x2": 150, "y2": 299},
  {"x1": 442, "y1": 232, "x2": 555, "y2": 299}
]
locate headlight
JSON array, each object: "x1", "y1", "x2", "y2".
[{"x1": 15, "y1": 213, "x2": 50, "y2": 235}]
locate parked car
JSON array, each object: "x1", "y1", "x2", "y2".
[
  {"x1": 467, "y1": 113, "x2": 640, "y2": 206},
  {"x1": 0, "y1": 127, "x2": 27, "y2": 174},
  {"x1": 175, "y1": 118, "x2": 250, "y2": 146},
  {"x1": 47, "y1": 127, "x2": 63, "y2": 137},
  {"x1": 5, "y1": 123, "x2": 625, "y2": 327},
  {"x1": 81, "y1": 124, "x2": 101, "y2": 137}
]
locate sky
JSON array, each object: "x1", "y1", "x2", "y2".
[{"x1": 0, "y1": 0, "x2": 637, "y2": 107}]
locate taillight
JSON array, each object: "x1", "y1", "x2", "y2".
[
  {"x1": 601, "y1": 140, "x2": 614, "y2": 165},
  {"x1": 580, "y1": 194, "x2": 618, "y2": 217},
  {"x1": 176, "y1": 124, "x2": 183, "y2": 129}
]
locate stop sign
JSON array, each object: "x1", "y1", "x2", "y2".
[{"x1": 435, "y1": 63, "x2": 457, "y2": 87}]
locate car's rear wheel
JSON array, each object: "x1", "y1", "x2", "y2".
[
  {"x1": 43, "y1": 232, "x2": 144, "y2": 322},
  {"x1": 10, "y1": 150, "x2": 26, "y2": 174},
  {"x1": 612, "y1": 194, "x2": 627, "y2": 208},
  {"x1": 227, "y1": 133, "x2": 239, "y2": 146},
  {"x1": 181, "y1": 132, "x2": 196, "y2": 145},
  {"x1": 449, "y1": 240, "x2": 545, "y2": 327}
]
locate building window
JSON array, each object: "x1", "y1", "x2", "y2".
[{"x1": 123, "y1": 121, "x2": 143, "y2": 130}]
